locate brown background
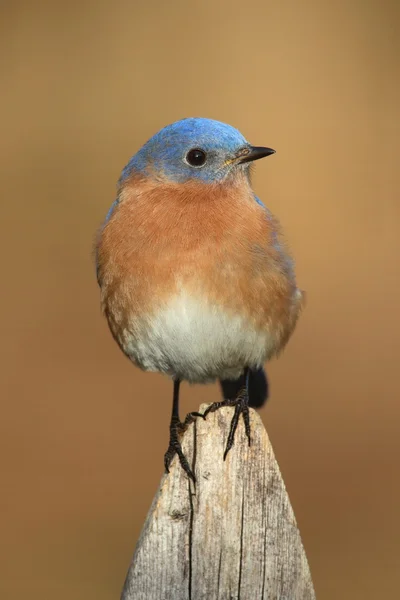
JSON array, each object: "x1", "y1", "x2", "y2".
[{"x1": 1, "y1": 1, "x2": 399, "y2": 598}]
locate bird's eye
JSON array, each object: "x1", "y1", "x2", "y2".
[{"x1": 186, "y1": 148, "x2": 207, "y2": 167}]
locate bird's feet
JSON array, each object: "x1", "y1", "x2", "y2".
[
  {"x1": 203, "y1": 387, "x2": 251, "y2": 461},
  {"x1": 164, "y1": 411, "x2": 204, "y2": 483}
]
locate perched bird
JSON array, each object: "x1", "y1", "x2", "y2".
[{"x1": 96, "y1": 118, "x2": 304, "y2": 482}]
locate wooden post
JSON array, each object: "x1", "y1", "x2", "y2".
[{"x1": 122, "y1": 404, "x2": 316, "y2": 600}]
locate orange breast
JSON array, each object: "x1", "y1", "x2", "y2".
[{"x1": 96, "y1": 173, "x2": 303, "y2": 357}]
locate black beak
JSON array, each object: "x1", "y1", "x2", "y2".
[{"x1": 238, "y1": 146, "x2": 276, "y2": 164}]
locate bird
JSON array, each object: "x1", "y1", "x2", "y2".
[{"x1": 95, "y1": 117, "x2": 304, "y2": 482}]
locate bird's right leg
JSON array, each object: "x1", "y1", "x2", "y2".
[
  {"x1": 164, "y1": 379, "x2": 203, "y2": 483},
  {"x1": 203, "y1": 367, "x2": 251, "y2": 460}
]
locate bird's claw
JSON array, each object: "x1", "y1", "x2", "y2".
[
  {"x1": 164, "y1": 411, "x2": 203, "y2": 483},
  {"x1": 203, "y1": 389, "x2": 251, "y2": 460}
]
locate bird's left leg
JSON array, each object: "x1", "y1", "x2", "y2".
[
  {"x1": 164, "y1": 379, "x2": 203, "y2": 483},
  {"x1": 203, "y1": 367, "x2": 251, "y2": 461}
]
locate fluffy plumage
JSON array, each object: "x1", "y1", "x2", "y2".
[{"x1": 97, "y1": 170, "x2": 303, "y2": 384}]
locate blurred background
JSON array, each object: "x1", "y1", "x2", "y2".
[{"x1": 1, "y1": 1, "x2": 399, "y2": 598}]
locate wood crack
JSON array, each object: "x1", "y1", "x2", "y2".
[
  {"x1": 188, "y1": 419, "x2": 197, "y2": 600},
  {"x1": 237, "y1": 482, "x2": 245, "y2": 599}
]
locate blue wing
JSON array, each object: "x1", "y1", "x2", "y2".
[{"x1": 254, "y1": 194, "x2": 266, "y2": 208}]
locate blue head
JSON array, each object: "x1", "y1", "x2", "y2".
[{"x1": 120, "y1": 118, "x2": 275, "y2": 184}]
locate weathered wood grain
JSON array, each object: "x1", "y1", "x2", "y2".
[{"x1": 122, "y1": 404, "x2": 316, "y2": 600}]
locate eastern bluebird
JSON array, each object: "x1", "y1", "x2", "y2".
[{"x1": 96, "y1": 118, "x2": 304, "y2": 482}]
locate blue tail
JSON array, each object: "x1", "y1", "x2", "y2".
[{"x1": 219, "y1": 367, "x2": 269, "y2": 409}]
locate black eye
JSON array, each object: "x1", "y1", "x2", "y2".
[{"x1": 186, "y1": 148, "x2": 207, "y2": 167}]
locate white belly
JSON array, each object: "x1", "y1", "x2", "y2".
[{"x1": 119, "y1": 293, "x2": 272, "y2": 383}]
